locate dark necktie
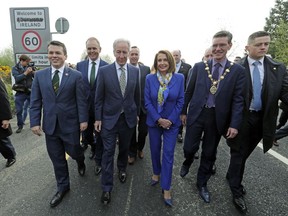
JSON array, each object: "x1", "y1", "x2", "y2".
[
  {"x1": 119, "y1": 67, "x2": 126, "y2": 96},
  {"x1": 206, "y1": 63, "x2": 221, "y2": 107},
  {"x1": 251, "y1": 61, "x2": 262, "y2": 110},
  {"x1": 52, "y1": 70, "x2": 60, "y2": 93},
  {"x1": 90, "y1": 62, "x2": 96, "y2": 88},
  {"x1": 212, "y1": 63, "x2": 221, "y2": 80}
]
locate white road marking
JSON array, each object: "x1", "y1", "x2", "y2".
[
  {"x1": 124, "y1": 175, "x2": 134, "y2": 216},
  {"x1": 258, "y1": 143, "x2": 288, "y2": 165}
]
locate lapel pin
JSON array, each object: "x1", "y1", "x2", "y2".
[{"x1": 65, "y1": 73, "x2": 68, "y2": 76}]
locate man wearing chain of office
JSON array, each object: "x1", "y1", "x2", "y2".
[{"x1": 179, "y1": 30, "x2": 246, "y2": 204}]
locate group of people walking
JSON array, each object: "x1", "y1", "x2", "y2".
[{"x1": 1, "y1": 29, "x2": 287, "y2": 214}]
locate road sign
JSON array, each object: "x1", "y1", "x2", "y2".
[
  {"x1": 21, "y1": 30, "x2": 42, "y2": 52},
  {"x1": 10, "y1": 7, "x2": 51, "y2": 67},
  {"x1": 55, "y1": 17, "x2": 69, "y2": 34}
]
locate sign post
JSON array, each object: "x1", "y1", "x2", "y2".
[{"x1": 10, "y1": 7, "x2": 51, "y2": 67}]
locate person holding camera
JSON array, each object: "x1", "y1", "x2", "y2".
[{"x1": 12, "y1": 54, "x2": 34, "y2": 133}]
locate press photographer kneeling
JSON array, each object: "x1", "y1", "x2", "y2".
[{"x1": 12, "y1": 54, "x2": 34, "y2": 133}]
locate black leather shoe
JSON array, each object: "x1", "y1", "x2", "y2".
[
  {"x1": 16, "y1": 126, "x2": 23, "y2": 133},
  {"x1": 194, "y1": 151, "x2": 199, "y2": 159},
  {"x1": 177, "y1": 134, "x2": 183, "y2": 143},
  {"x1": 211, "y1": 164, "x2": 216, "y2": 175},
  {"x1": 6, "y1": 158, "x2": 16, "y2": 167},
  {"x1": 198, "y1": 186, "x2": 210, "y2": 203},
  {"x1": 50, "y1": 190, "x2": 69, "y2": 207},
  {"x1": 101, "y1": 191, "x2": 111, "y2": 204},
  {"x1": 180, "y1": 165, "x2": 190, "y2": 178},
  {"x1": 118, "y1": 171, "x2": 127, "y2": 183},
  {"x1": 77, "y1": 161, "x2": 86, "y2": 176},
  {"x1": 94, "y1": 165, "x2": 102, "y2": 176},
  {"x1": 233, "y1": 196, "x2": 247, "y2": 213}
]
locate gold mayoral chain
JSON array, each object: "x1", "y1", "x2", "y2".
[{"x1": 204, "y1": 61, "x2": 234, "y2": 94}]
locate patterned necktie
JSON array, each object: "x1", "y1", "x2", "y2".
[
  {"x1": 90, "y1": 62, "x2": 96, "y2": 88},
  {"x1": 252, "y1": 61, "x2": 262, "y2": 110},
  {"x1": 52, "y1": 70, "x2": 60, "y2": 93},
  {"x1": 119, "y1": 67, "x2": 126, "y2": 96}
]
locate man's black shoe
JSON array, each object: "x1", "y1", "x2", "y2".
[
  {"x1": 177, "y1": 134, "x2": 183, "y2": 143},
  {"x1": 50, "y1": 189, "x2": 69, "y2": 207},
  {"x1": 101, "y1": 191, "x2": 111, "y2": 204},
  {"x1": 198, "y1": 186, "x2": 210, "y2": 203},
  {"x1": 94, "y1": 165, "x2": 102, "y2": 176},
  {"x1": 180, "y1": 165, "x2": 190, "y2": 178},
  {"x1": 233, "y1": 196, "x2": 247, "y2": 213},
  {"x1": 16, "y1": 126, "x2": 23, "y2": 133},
  {"x1": 6, "y1": 158, "x2": 16, "y2": 167},
  {"x1": 77, "y1": 161, "x2": 86, "y2": 176},
  {"x1": 118, "y1": 171, "x2": 127, "y2": 183}
]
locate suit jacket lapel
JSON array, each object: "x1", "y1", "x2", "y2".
[
  {"x1": 112, "y1": 64, "x2": 123, "y2": 97},
  {"x1": 216, "y1": 61, "x2": 231, "y2": 94},
  {"x1": 206, "y1": 61, "x2": 213, "y2": 91}
]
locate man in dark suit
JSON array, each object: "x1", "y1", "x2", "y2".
[
  {"x1": 0, "y1": 78, "x2": 16, "y2": 167},
  {"x1": 127, "y1": 46, "x2": 150, "y2": 164},
  {"x1": 172, "y1": 50, "x2": 191, "y2": 143},
  {"x1": 94, "y1": 38, "x2": 140, "y2": 205},
  {"x1": 76, "y1": 37, "x2": 108, "y2": 175},
  {"x1": 179, "y1": 31, "x2": 246, "y2": 204},
  {"x1": 226, "y1": 31, "x2": 288, "y2": 213},
  {"x1": 30, "y1": 40, "x2": 88, "y2": 207}
]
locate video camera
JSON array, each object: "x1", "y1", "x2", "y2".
[{"x1": 28, "y1": 61, "x2": 36, "y2": 71}]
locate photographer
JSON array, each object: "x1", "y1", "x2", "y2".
[{"x1": 12, "y1": 54, "x2": 34, "y2": 133}]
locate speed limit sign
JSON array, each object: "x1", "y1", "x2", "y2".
[{"x1": 21, "y1": 30, "x2": 42, "y2": 52}]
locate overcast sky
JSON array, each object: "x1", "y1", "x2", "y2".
[{"x1": 2, "y1": 0, "x2": 276, "y2": 67}]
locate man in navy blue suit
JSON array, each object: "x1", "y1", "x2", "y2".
[
  {"x1": 30, "y1": 40, "x2": 88, "y2": 207},
  {"x1": 94, "y1": 38, "x2": 140, "y2": 205},
  {"x1": 76, "y1": 37, "x2": 108, "y2": 175},
  {"x1": 180, "y1": 31, "x2": 246, "y2": 204},
  {"x1": 127, "y1": 46, "x2": 150, "y2": 164}
]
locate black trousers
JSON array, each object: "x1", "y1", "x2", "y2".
[
  {"x1": 227, "y1": 111, "x2": 263, "y2": 198},
  {"x1": 183, "y1": 107, "x2": 221, "y2": 187},
  {"x1": 129, "y1": 110, "x2": 148, "y2": 157},
  {"x1": 0, "y1": 137, "x2": 16, "y2": 159}
]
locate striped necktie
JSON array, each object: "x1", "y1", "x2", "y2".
[{"x1": 52, "y1": 70, "x2": 60, "y2": 93}]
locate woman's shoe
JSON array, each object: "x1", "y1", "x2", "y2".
[
  {"x1": 163, "y1": 190, "x2": 172, "y2": 207},
  {"x1": 150, "y1": 179, "x2": 159, "y2": 186},
  {"x1": 164, "y1": 198, "x2": 173, "y2": 207}
]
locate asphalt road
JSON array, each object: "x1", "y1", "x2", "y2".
[{"x1": 0, "y1": 118, "x2": 287, "y2": 216}]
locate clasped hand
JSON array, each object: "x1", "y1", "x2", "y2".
[{"x1": 158, "y1": 118, "x2": 172, "y2": 129}]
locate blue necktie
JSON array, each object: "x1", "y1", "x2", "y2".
[{"x1": 252, "y1": 61, "x2": 262, "y2": 110}]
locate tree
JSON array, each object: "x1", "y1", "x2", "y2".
[
  {"x1": 273, "y1": 20, "x2": 288, "y2": 65},
  {"x1": 264, "y1": 0, "x2": 288, "y2": 59}
]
